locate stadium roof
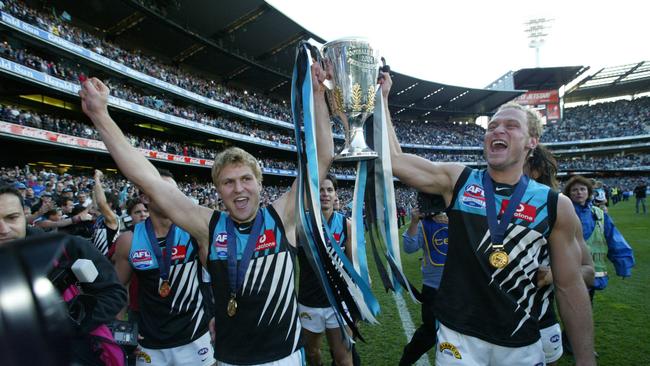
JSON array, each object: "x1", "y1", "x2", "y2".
[
  {"x1": 387, "y1": 74, "x2": 523, "y2": 120},
  {"x1": 51, "y1": 0, "x2": 522, "y2": 119},
  {"x1": 512, "y1": 66, "x2": 589, "y2": 90},
  {"x1": 564, "y1": 61, "x2": 650, "y2": 103}
]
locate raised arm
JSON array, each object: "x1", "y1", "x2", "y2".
[
  {"x1": 79, "y1": 78, "x2": 212, "y2": 244},
  {"x1": 36, "y1": 210, "x2": 92, "y2": 229},
  {"x1": 274, "y1": 62, "x2": 333, "y2": 239},
  {"x1": 379, "y1": 72, "x2": 463, "y2": 203},
  {"x1": 549, "y1": 195, "x2": 596, "y2": 366},
  {"x1": 92, "y1": 170, "x2": 118, "y2": 230}
]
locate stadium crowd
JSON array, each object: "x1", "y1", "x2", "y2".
[
  {"x1": 542, "y1": 97, "x2": 650, "y2": 142},
  {"x1": 1, "y1": 0, "x2": 292, "y2": 121}
]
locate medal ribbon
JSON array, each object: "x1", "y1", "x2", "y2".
[
  {"x1": 482, "y1": 172, "x2": 529, "y2": 248},
  {"x1": 225, "y1": 210, "x2": 263, "y2": 295},
  {"x1": 144, "y1": 218, "x2": 176, "y2": 283}
]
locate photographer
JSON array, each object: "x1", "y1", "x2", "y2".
[
  {"x1": 0, "y1": 186, "x2": 127, "y2": 365},
  {"x1": 399, "y1": 193, "x2": 448, "y2": 366}
]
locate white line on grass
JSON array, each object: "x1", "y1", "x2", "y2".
[{"x1": 392, "y1": 292, "x2": 432, "y2": 366}]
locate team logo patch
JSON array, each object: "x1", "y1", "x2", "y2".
[
  {"x1": 439, "y1": 342, "x2": 462, "y2": 359},
  {"x1": 299, "y1": 312, "x2": 312, "y2": 320},
  {"x1": 550, "y1": 334, "x2": 560, "y2": 343},
  {"x1": 213, "y1": 232, "x2": 228, "y2": 259},
  {"x1": 499, "y1": 200, "x2": 537, "y2": 222},
  {"x1": 162, "y1": 246, "x2": 187, "y2": 261},
  {"x1": 333, "y1": 233, "x2": 342, "y2": 244},
  {"x1": 198, "y1": 347, "x2": 209, "y2": 356},
  {"x1": 135, "y1": 349, "x2": 152, "y2": 363},
  {"x1": 255, "y1": 229, "x2": 277, "y2": 251},
  {"x1": 461, "y1": 184, "x2": 486, "y2": 208},
  {"x1": 131, "y1": 249, "x2": 153, "y2": 269}
]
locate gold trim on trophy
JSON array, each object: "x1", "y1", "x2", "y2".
[
  {"x1": 333, "y1": 88, "x2": 344, "y2": 114},
  {"x1": 366, "y1": 89, "x2": 375, "y2": 113},
  {"x1": 351, "y1": 83, "x2": 363, "y2": 113}
]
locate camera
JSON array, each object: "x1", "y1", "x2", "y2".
[
  {"x1": 416, "y1": 192, "x2": 446, "y2": 217},
  {"x1": 0, "y1": 233, "x2": 74, "y2": 366},
  {"x1": 107, "y1": 320, "x2": 139, "y2": 347}
]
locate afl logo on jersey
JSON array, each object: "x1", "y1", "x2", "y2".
[
  {"x1": 255, "y1": 230, "x2": 277, "y2": 251},
  {"x1": 213, "y1": 232, "x2": 228, "y2": 259},
  {"x1": 461, "y1": 184, "x2": 486, "y2": 208},
  {"x1": 131, "y1": 249, "x2": 154, "y2": 269}
]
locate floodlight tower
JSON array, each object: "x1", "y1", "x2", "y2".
[{"x1": 524, "y1": 18, "x2": 553, "y2": 67}]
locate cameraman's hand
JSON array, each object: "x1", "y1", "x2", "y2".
[{"x1": 410, "y1": 207, "x2": 422, "y2": 222}]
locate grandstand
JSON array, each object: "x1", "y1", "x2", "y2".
[
  {"x1": 1, "y1": 1, "x2": 650, "y2": 365},
  {"x1": 1, "y1": 0, "x2": 649, "y2": 195}
]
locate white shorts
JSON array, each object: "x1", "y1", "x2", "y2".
[
  {"x1": 136, "y1": 331, "x2": 215, "y2": 366},
  {"x1": 435, "y1": 323, "x2": 545, "y2": 366},
  {"x1": 540, "y1": 323, "x2": 563, "y2": 363},
  {"x1": 217, "y1": 349, "x2": 304, "y2": 366},
  {"x1": 298, "y1": 303, "x2": 341, "y2": 333}
]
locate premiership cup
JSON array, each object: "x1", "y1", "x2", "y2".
[{"x1": 322, "y1": 38, "x2": 380, "y2": 161}]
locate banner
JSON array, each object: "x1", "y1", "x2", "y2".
[{"x1": 514, "y1": 89, "x2": 559, "y2": 105}]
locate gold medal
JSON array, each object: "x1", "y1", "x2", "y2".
[
  {"x1": 489, "y1": 249, "x2": 509, "y2": 269},
  {"x1": 159, "y1": 280, "x2": 171, "y2": 298},
  {"x1": 227, "y1": 294, "x2": 237, "y2": 317}
]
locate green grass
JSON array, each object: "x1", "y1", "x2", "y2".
[{"x1": 317, "y1": 200, "x2": 649, "y2": 365}]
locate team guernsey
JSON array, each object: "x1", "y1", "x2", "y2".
[
  {"x1": 298, "y1": 211, "x2": 348, "y2": 307},
  {"x1": 129, "y1": 222, "x2": 210, "y2": 349},
  {"x1": 434, "y1": 168, "x2": 558, "y2": 347},
  {"x1": 92, "y1": 215, "x2": 119, "y2": 256},
  {"x1": 208, "y1": 206, "x2": 302, "y2": 364}
]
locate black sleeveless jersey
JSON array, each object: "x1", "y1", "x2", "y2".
[
  {"x1": 207, "y1": 207, "x2": 302, "y2": 364},
  {"x1": 297, "y1": 211, "x2": 348, "y2": 307},
  {"x1": 434, "y1": 168, "x2": 558, "y2": 347},
  {"x1": 91, "y1": 215, "x2": 119, "y2": 256},
  {"x1": 129, "y1": 222, "x2": 209, "y2": 349}
]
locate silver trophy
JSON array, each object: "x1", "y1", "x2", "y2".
[{"x1": 322, "y1": 38, "x2": 380, "y2": 161}]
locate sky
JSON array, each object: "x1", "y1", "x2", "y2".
[{"x1": 267, "y1": 0, "x2": 649, "y2": 89}]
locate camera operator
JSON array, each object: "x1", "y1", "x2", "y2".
[
  {"x1": 0, "y1": 186, "x2": 127, "y2": 366},
  {"x1": 399, "y1": 193, "x2": 449, "y2": 366}
]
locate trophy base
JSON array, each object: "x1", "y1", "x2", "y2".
[{"x1": 334, "y1": 148, "x2": 378, "y2": 162}]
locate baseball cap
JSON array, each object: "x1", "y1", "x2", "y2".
[{"x1": 13, "y1": 182, "x2": 27, "y2": 190}]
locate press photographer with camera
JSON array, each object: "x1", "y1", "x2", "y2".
[
  {"x1": 0, "y1": 186, "x2": 127, "y2": 366},
  {"x1": 398, "y1": 193, "x2": 448, "y2": 365}
]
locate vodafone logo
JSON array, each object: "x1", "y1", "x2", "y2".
[
  {"x1": 500, "y1": 200, "x2": 537, "y2": 222},
  {"x1": 163, "y1": 246, "x2": 187, "y2": 261},
  {"x1": 333, "y1": 233, "x2": 342, "y2": 244},
  {"x1": 255, "y1": 230, "x2": 277, "y2": 251}
]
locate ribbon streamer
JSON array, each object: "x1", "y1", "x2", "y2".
[{"x1": 291, "y1": 42, "x2": 379, "y2": 349}]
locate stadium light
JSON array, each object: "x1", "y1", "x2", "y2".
[{"x1": 524, "y1": 18, "x2": 553, "y2": 67}]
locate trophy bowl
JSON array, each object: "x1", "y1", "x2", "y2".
[{"x1": 322, "y1": 37, "x2": 380, "y2": 162}]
